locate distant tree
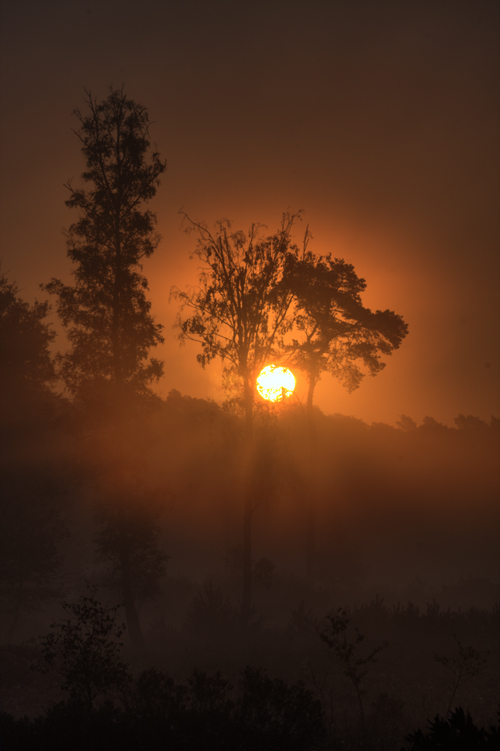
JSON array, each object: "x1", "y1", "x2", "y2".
[
  {"x1": 0, "y1": 468, "x2": 67, "y2": 642},
  {"x1": 396, "y1": 414, "x2": 417, "y2": 431},
  {"x1": 490, "y1": 416, "x2": 500, "y2": 433},
  {"x1": 172, "y1": 211, "x2": 303, "y2": 615},
  {"x1": 44, "y1": 87, "x2": 167, "y2": 650},
  {"x1": 94, "y1": 487, "x2": 169, "y2": 605},
  {"x1": 454, "y1": 414, "x2": 490, "y2": 434},
  {"x1": 420, "y1": 416, "x2": 449, "y2": 433},
  {"x1": 0, "y1": 273, "x2": 69, "y2": 641},
  {"x1": 282, "y1": 247, "x2": 408, "y2": 581},
  {"x1": 37, "y1": 588, "x2": 131, "y2": 711},
  {"x1": 0, "y1": 270, "x2": 55, "y2": 400}
]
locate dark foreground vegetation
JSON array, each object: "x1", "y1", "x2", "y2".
[
  {"x1": 2, "y1": 684, "x2": 498, "y2": 751},
  {"x1": 1, "y1": 589, "x2": 499, "y2": 750}
]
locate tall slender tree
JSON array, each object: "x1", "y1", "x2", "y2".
[
  {"x1": 45, "y1": 87, "x2": 166, "y2": 406},
  {"x1": 44, "y1": 88, "x2": 166, "y2": 649},
  {"x1": 172, "y1": 211, "x2": 302, "y2": 615}
]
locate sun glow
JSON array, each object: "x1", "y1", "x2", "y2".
[{"x1": 256, "y1": 365, "x2": 296, "y2": 402}]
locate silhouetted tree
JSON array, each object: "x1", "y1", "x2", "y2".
[
  {"x1": 94, "y1": 487, "x2": 169, "y2": 605},
  {"x1": 172, "y1": 211, "x2": 303, "y2": 615},
  {"x1": 44, "y1": 87, "x2": 166, "y2": 404},
  {"x1": 0, "y1": 270, "x2": 55, "y2": 395},
  {"x1": 284, "y1": 248, "x2": 408, "y2": 410},
  {"x1": 0, "y1": 469, "x2": 67, "y2": 641},
  {"x1": 37, "y1": 588, "x2": 131, "y2": 711},
  {"x1": 283, "y1": 247, "x2": 408, "y2": 581},
  {"x1": 0, "y1": 269, "x2": 58, "y2": 436},
  {"x1": 44, "y1": 87, "x2": 166, "y2": 650},
  {"x1": 320, "y1": 607, "x2": 387, "y2": 735},
  {"x1": 0, "y1": 273, "x2": 69, "y2": 641},
  {"x1": 397, "y1": 414, "x2": 417, "y2": 431},
  {"x1": 420, "y1": 415, "x2": 449, "y2": 432}
]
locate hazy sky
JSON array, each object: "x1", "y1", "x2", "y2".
[{"x1": 1, "y1": 0, "x2": 499, "y2": 425}]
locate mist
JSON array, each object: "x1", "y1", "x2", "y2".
[
  {"x1": 1, "y1": 379, "x2": 499, "y2": 745},
  {"x1": 1, "y1": 2, "x2": 499, "y2": 745}
]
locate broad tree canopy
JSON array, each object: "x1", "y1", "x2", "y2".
[{"x1": 283, "y1": 248, "x2": 408, "y2": 410}]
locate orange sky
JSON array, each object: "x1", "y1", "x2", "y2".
[{"x1": 1, "y1": 0, "x2": 499, "y2": 425}]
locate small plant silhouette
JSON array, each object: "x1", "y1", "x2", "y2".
[
  {"x1": 434, "y1": 633, "x2": 491, "y2": 716},
  {"x1": 185, "y1": 580, "x2": 234, "y2": 635},
  {"x1": 289, "y1": 601, "x2": 318, "y2": 635},
  {"x1": 320, "y1": 607, "x2": 387, "y2": 732}
]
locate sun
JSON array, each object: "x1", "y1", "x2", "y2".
[{"x1": 256, "y1": 364, "x2": 296, "y2": 402}]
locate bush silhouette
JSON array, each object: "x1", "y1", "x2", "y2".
[
  {"x1": 402, "y1": 707, "x2": 500, "y2": 750},
  {"x1": 237, "y1": 666, "x2": 324, "y2": 750}
]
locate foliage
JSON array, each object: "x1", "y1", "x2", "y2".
[
  {"x1": 43, "y1": 87, "x2": 166, "y2": 403},
  {"x1": 397, "y1": 414, "x2": 418, "y2": 431},
  {"x1": 0, "y1": 270, "x2": 55, "y2": 393},
  {"x1": 402, "y1": 707, "x2": 500, "y2": 750},
  {"x1": 282, "y1": 247, "x2": 408, "y2": 405},
  {"x1": 237, "y1": 666, "x2": 324, "y2": 749},
  {"x1": 36, "y1": 589, "x2": 131, "y2": 711},
  {"x1": 129, "y1": 666, "x2": 187, "y2": 718},
  {"x1": 2, "y1": 666, "x2": 324, "y2": 751},
  {"x1": 171, "y1": 210, "x2": 304, "y2": 418}
]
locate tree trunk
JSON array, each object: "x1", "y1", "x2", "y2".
[
  {"x1": 241, "y1": 375, "x2": 254, "y2": 619},
  {"x1": 305, "y1": 489, "x2": 316, "y2": 585},
  {"x1": 118, "y1": 517, "x2": 145, "y2": 652},
  {"x1": 242, "y1": 491, "x2": 253, "y2": 618},
  {"x1": 305, "y1": 372, "x2": 318, "y2": 586}
]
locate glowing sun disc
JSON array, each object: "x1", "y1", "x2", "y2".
[{"x1": 256, "y1": 365, "x2": 296, "y2": 402}]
